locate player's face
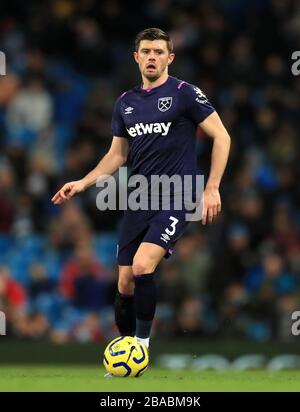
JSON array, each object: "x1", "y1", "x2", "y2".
[{"x1": 134, "y1": 40, "x2": 175, "y2": 81}]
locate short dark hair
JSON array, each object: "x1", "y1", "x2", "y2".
[{"x1": 135, "y1": 28, "x2": 173, "y2": 53}]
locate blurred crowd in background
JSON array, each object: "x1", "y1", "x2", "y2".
[{"x1": 0, "y1": 0, "x2": 300, "y2": 344}]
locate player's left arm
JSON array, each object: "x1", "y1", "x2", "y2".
[{"x1": 198, "y1": 111, "x2": 231, "y2": 225}]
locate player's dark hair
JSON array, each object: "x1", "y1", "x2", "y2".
[{"x1": 135, "y1": 28, "x2": 173, "y2": 53}]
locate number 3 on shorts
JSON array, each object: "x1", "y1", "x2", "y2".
[{"x1": 165, "y1": 216, "x2": 179, "y2": 236}]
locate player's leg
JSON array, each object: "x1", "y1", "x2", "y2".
[
  {"x1": 132, "y1": 242, "x2": 166, "y2": 348},
  {"x1": 132, "y1": 210, "x2": 191, "y2": 348},
  {"x1": 115, "y1": 222, "x2": 149, "y2": 337},
  {"x1": 105, "y1": 266, "x2": 136, "y2": 378},
  {"x1": 114, "y1": 265, "x2": 136, "y2": 336}
]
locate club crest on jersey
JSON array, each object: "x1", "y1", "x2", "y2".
[{"x1": 158, "y1": 97, "x2": 172, "y2": 112}]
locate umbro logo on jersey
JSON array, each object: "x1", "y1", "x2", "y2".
[
  {"x1": 125, "y1": 106, "x2": 134, "y2": 114},
  {"x1": 158, "y1": 97, "x2": 172, "y2": 112},
  {"x1": 126, "y1": 122, "x2": 172, "y2": 137}
]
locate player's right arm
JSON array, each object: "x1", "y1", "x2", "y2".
[{"x1": 51, "y1": 136, "x2": 129, "y2": 205}]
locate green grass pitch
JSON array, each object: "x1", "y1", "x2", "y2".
[{"x1": 0, "y1": 366, "x2": 299, "y2": 391}]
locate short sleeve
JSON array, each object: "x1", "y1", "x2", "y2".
[
  {"x1": 182, "y1": 83, "x2": 215, "y2": 125},
  {"x1": 111, "y1": 96, "x2": 129, "y2": 138}
]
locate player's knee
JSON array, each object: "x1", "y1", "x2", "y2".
[
  {"x1": 118, "y1": 276, "x2": 134, "y2": 295},
  {"x1": 132, "y1": 260, "x2": 155, "y2": 276}
]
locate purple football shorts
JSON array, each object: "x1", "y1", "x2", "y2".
[{"x1": 117, "y1": 208, "x2": 192, "y2": 266}]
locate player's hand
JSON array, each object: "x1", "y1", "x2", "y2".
[
  {"x1": 51, "y1": 180, "x2": 86, "y2": 205},
  {"x1": 201, "y1": 186, "x2": 221, "y2": 225}
]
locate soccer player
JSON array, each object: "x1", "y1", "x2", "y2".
[{"x1": 52, "y1": 28, "x2": 231, "y2": 354}]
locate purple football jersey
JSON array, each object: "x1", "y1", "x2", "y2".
[{"x1": 112, "y1": 75, "x2": 215, "y2": 199}]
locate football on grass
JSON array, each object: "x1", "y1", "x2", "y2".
[{"x1": 103, "y1": 336, "x2": 149, "y2": 377}]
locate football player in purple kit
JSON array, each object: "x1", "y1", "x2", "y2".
[{"x1": 52, "y1": 28, "x2": 231, "y2": 360}]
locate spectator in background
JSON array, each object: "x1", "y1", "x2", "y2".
[
  {"x1": 242, "y1": 250, "x2": 297, "y2": 340},
  {"x1": 155, "y1": 261, "x2": 184, "y2": 337},
  {"x1": 6, "y1": 75, "x2": 53, "y2": 143},
  {"x1": 157, "y1": 261, "x2": 184, "y2": 307},
  {"x1": 0, "y1": 74, "x2": 20, "y2": 107},
  {"x1": 48, "y1": 202, "x2": 92, "y2": 254},
  {"x1": 12, "y1": 192, "x2": 35, "y2": 238},
  {"x1": 70, "y1": 312, "x2": 103, "y2": 343},
  {"x1": 59, "y1": 243, "x2": 110, "y2": 310},
  {"x1": 175, "y1": 296, "x2": 205, "y2": 338},
  {"x1": 271, "y1": 202, "x2": 300, "y2": 254},
  {"x1": 0, "y1": 265, "x2": 28, "y2": 337},
  {"x1": 0, "y1": 161, "x2": 15, "y2": 233},
  {"x1": 245, "y1": 251, "x2": 296, "y2": 298},
  {"x1": 13, "y1": 311, "x2": 50, "y2": 340},
  {"x1": 0, "y1": 265, "x2": 26, "y2": 310},
  {"x1": 208, "y1": 222, "x2": 254, "y2": 298},
  {"x1": 28, "y1": 262, "x2": 55, "y2": 299},
  {"x1": 174, "y1": 232, "x2": 212, "y2": 296},
  {"x1": 219, "y1": 283, "x2": 249, "y2": 338}
]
